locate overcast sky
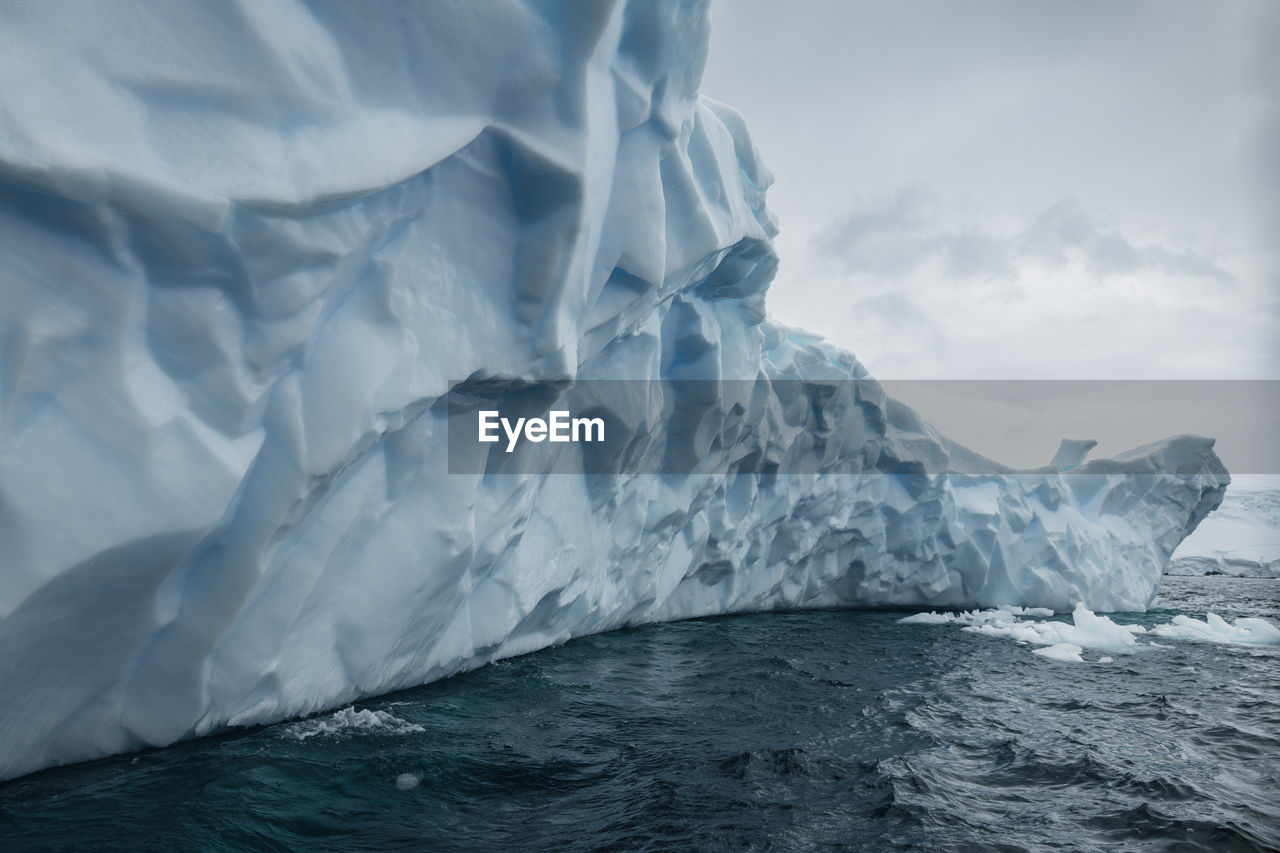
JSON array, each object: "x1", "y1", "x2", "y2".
[{"x1": 702, "y1": 0, "x2": 1278, "y2": 380}]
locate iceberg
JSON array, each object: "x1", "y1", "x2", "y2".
[
  {"x1": 1166, "y1": 487, "x2": 1280, "y2": 577},
  {"x1": 0, "y1": 0, "x2": 1227, "y2": 780}
]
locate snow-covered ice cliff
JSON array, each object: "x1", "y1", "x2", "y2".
[{"x1": 0, "y1": 0, "x2": 1226, "y2": 780}]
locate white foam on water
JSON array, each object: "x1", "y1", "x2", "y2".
[
  {"x1": 395, "y1": 773, "x2": 422, "y2": 791},
  {"x1": 278, "y1": 707, "x2": 425, "y2": 741}
]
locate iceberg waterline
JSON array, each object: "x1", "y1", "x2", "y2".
[{"x1": 0, "y1": 0, "x2": 1227, "y2": 780}]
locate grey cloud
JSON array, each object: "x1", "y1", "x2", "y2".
[
  {"x1": 703, "y1": 0, "x2": 1275, "y2": 378},
  {"x1": 846, "y1": 290, "x2": 946, "y2": 375},
  {"x1": 1019, "y1": 198, "x2": 1235, "y2": 283},
  {"x1": 809, "y1": 187, "x2": 940, "y2": 278},
  {"x1": 854, "y1": 290, "x2": 938, "y2": 334},
  {"x1": 940, "y1": 231, "x2": 1015, "y2": 280},
  {"x1": 1018, "y1": 199, "x2": 1098, "y2": 265},
  {"x1": 812, "y1": 191, "x2": 1234, "y2": 285},
  {"x1": 1141, "y1": 247, "x2": 1239, "y2": 284}
]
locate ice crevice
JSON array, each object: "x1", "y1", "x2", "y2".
[{"x1": 0, "y1": 0, "x2": 1230, "y2": 780}]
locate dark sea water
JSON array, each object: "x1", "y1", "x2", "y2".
[{"x1": 2, "y1": 576, "x2": 1277, "y2": 852}]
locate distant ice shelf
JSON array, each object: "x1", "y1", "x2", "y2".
[{"x1": 0, "y1": 0, "x2": 1227, "y2": 781}]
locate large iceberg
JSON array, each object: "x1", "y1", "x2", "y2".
[{"x1": 0, "y1": 0, "x2": 1226, "y2": 781}]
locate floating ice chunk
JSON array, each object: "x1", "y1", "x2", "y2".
[
  {"x1": 901, "y1": 604, "x2": 1070, "y2": 625},
  {"x1": 1150, "y1": 613, "x2": 1280, "y2": 646},
  {"x1": 1067, "y1": 602, "x2": 1148, "y2": 646},
  {"x1": 898, "y1": 605, "x2": 1057, "y2": 626},
  {"x1": 395, "y1": 773, "x2": 422, "y2": 791},
  {"x1": 960, "y1": 603, "x2": 1143, "y2": 653},
  {"x1": 897, "y1": 611, "x2": 955, "y2": 625},
  {"x1": 278, "y1": 707, "x2": 424, "y2": 741},
  {"x1": 963, "y1": 621, "x2": 1048, "y2": 645},
  {"x1": 901, "y1": 609, "x2": 1013, "y2": 626},
  {"x1": 1033, "y1": 643, "x2": 1084, "y2": 662},
  {"x1": 909, "y1": 600, "x2": 1280, "y2": 657},
  {"x1": 1098, "y1": 656, "x2": 1114, "y2": 663}
]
